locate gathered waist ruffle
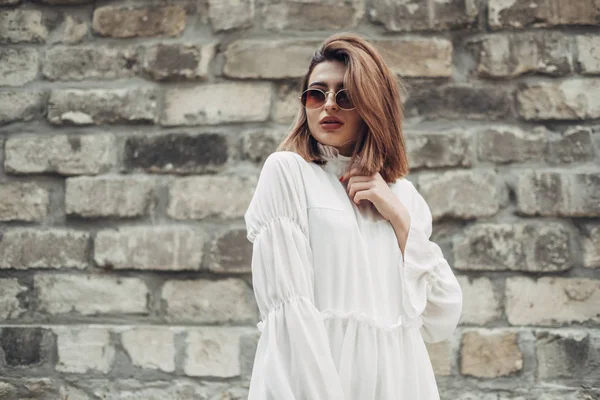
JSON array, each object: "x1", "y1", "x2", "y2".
[{"x1": 256, "y1": 301, "x2": 423, "y2": 333}]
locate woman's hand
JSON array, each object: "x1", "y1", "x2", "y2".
[{"x1": 340, "y1": 169, "x2": 408, "y2": 223}]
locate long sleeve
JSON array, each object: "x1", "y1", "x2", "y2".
[
  {"x1": 244, "y1": 151, "x2": 345, "y2": 400},
  {"x1": 398, "y1": 181, "x2": 463, "y2": 343}
]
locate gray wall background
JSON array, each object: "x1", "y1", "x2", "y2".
[{"x1": 0, "y1": 0, "x2": 599, "y2": 399}]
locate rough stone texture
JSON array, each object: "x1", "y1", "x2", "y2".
[
  {"x1": 370, "y1": 0, "x2": 477, "y2": 31},
  {"x1": 66, "y1": 176, "x2": 154, "y2": 218},
  {"x1": 461, "y1": 330, "x2": 523, "y2": 378},
  {"x1": 580, "y1": 222, "x2": 600, "y2": 268},
  {"x1": 143, "y1": 43, "x2": 215, "y2": 81},
  {"x1": 5, "y1": 134, "x2": 117, "y2": 175},
  {"x1": 516, "y1": 171, "x2": 600, "y2": 217},
  {"x1": 0, "y1": 182, "x2": 49, "y2": 222},
  {"x1": 0, "y1": 327, "x2": 51, "y2": 367},
  {"x1": 261, "y1": 0, "x2": 364, "y2": 31},
  {"x1": 406, "y1": 130, "x2": 472, "y2": 169},
  {"x1": 34, "y1": 274, "x2": 148, "y2": 315},
  {"x1": 94, "y1": 227, "x2": 204, "y2": 271},
  {"x1": 242, "y1": 129, "x2": 286, "y2": 162},
  {"x1": 456, "y1": 276, "x2": 501, "y2": 325},
  {"x1": 0, "y1": 9, "x2": 48, "y2": 43},
  {"x1": 406, "y1": 84, "x2": 512, "y2": 120},
  {"x1": 0, "y1": 278, "x2": 27, "y2": 319},
  {"x1": 48, "y1": 88, "x2": 159, "y2": 125},
  {"x1": 42, "y1": 45, "x2": 138, "y2": 81},
  {"x1": 546, "y1": 126, "x2": 595, "y2": 164},
  {"x1": 517, "y1": 79, "x2": 600, "y2": 120},
  {"x1": 121, "y1": 327, "x2": 175, "y2": 372},
  {"x1": 536, "y1": 330, "x2": 598, "y2": 384},
  {"x1": 224, "y1": 39, "x2": 320, "y2": 79},
  {"x1": 208, "y1": 0, "x2": 254, "y2": 32},
  {"x1": 59, "y1": 15, "x2": 88, "y2": 44},
  {"x1": 167, "y1": 175, "x2": 256, "y2": 220},
  {"x1": 184, "y1": 328, "x2": 244, "y2": 377},
  {"x1": 208, "y1": 228, "x2": 252, "y2": 273},
  {"x1": 477, "y1": 125, "x2": 546, "y2": 163},
  {"x1": 471, "y1": 31, "x2": 572, "y2": 78},
  {"x1": 505, "y1": 277, "x2": 600, "y2": 326},
  {"x1": 76, "y1": 378, "x2": 249, "y2": 399},
  {"x1": 124, "y1": 133, "x2": 228, "y2": 174},
  {"x1": 0, "y1": 91, "x2": 45, "y2": 125},
  {"x1": 272, "y1": 84, "x2": 300, "y2": 124},
  {"x1": 0, "y1": 229, "x2": 89, "y2": 269},
  {"x1": 53, "y1": 326, "x2": 115, "y2": 373},
  {"x1": 375, "y1": 38, "x2": 453, "y2": 77},
  {"x1": 0, "y1": 47, "x2": 39, "y2": 86},
  {"x1": 577, "y1": 35, "x2": 600, "y2": 74},
  {"x1": 162, "y1": 83, "x2": 272, "y2": 125},
  {"x1": 454, "y1": 222, "x2": 572, "y2": 272},
  {"x1": 162, "y1": 278, "x2": 258, "y2": 323},
  {"x1": 488, "y1": 0, "x2": 600, "y2": 30},
  {"x1": 92, "y1": 5, "x2": 186, "y2": 38},
  {"x1": 424, "y1": 340, "x2": 452, "y2": 376},
  {"x1": 418, "y1": 170, "x2": 499, "y2": 220}
]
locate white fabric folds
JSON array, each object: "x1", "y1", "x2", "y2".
[{"x1": 244, "y1": 144, "x2": 463, "y2": 400}]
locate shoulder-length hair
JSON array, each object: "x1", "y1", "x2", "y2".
[{"x1": 276, "y1": 32, "x2": 410, "y2": 183}]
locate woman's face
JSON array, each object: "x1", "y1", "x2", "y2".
[{"x1": 305, "y1": 60, "x2": 363, "y2": 157}]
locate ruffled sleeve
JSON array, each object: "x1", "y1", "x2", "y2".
[
  {"x1": 398, "y1": 181, "x2": 463, "y2": 343},
  {"x1": 244, "y1": 151, "x2": 345, "y2": 400}
]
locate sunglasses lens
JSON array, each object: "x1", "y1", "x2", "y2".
[
  {"x1": 336, "y1": 90, "x2": 354, "y2": 109},
  {"x1": 301, "y1": 89, "x2": 326, "y2": 109}
]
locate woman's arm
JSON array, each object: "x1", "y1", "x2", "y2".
[{"x1": 245, "y1": 151, "x2": 345, "y2": 399}]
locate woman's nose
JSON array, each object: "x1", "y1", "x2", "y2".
[{"x1": 324, "y1": 92, "x2": 338, "y2": 111}]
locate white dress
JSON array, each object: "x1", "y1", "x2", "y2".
[{"x1": 244, "y1": 142, "x2": 463, "y2": 400}]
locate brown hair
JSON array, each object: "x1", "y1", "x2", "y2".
[{"x1": 276, "y1": 32, "x2": 410, "y2": 183}]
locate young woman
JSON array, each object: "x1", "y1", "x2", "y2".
[{"x1": 244, "y1": 32, "x2": 463, "y2": 399}]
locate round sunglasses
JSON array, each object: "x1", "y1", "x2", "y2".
[{"x1": 299, "y1": 88, "x2": 355, "y2": 111}]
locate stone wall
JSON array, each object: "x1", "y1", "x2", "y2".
[{"x1": 0, "y1": 0, "x2": 599, "y2": 399}]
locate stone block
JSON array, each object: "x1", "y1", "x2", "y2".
[
  {"x1": 0, "y1": 229, "x2": 89, "y2": 269},
  {"x1": 66, "y1": 176, "x2": 154, "y2": 218},
  {"x1": 0, "y1": 279, "x2": 27, "y2": 319},
  {"x1": 167, "y1": 175, "x2": 256, "y2": 220},
  {"x1": 42, "y1": 45, "x2": 138, "y2": 81},
  {"x1": 406, "y1": 130, "x2": 472, "y2": 169},
  {"x1": 418, "y1": 170, "x2": 499, "y2": 220},
  {"x1": 0, "y1": 9, "x2": 47, "y2": 43},
  {"x1": 516, "y1": 170, "x2": 600, "y2": 217},
  {"x1": 460, "y1": 330, "x2": 523, "y2": 377},
  {"x1": 0, "y1": 48, "x2": 39, "y2": 86},
  {"x1": 506, "y1": 277, "x2": 600, "y2": 325},
  {"x1": 34, "y1": 274, "x2": 148, "y2": 315},
  {"x1": 224, "y1": 39, "x2": 320, "y2": 79},
  {"x1": 517, "y1": 79, "x2": 600, "y2": 120},
  {"x1": 374, "y1": 38, "x2": 453, "y2": 77},
  {"x1": 92, "y1": 5, "x2": 186, "y2": 38},
  {"x1": 162, "y1": 83, "x2": 271, "y2": 125},
  {"x1": 162, "y1": 278, "x2": 258, "y2": 323},
  {"x1": 124, "y1": 133, "x2": 228, "y2": 174},
  {"x1": 456, "y1": 276, "x2": 501, "y2": 325},
  {"x1": 48, "y1": 88, "x2": 159, "y2": 125},
  {"x1": 0, "y1": 91, "x2": 44, "y2": 125},
  {"x1": 121, "y1": 327, "x2": 175, "y2": 372},
  {"x1": 143, "y1": 43, "x2": 215, "y2": 81},
  {"x1": 0, "y1": 183, "x2": 48, "y2": 222},
  {"x1": 5, "y1": 134, "x2": 117, "y2": 175},
  {"x1": 94, "y1": 227, "x2": 204, "y2": 271},
  {"x1": 454, "y1": 222, "x2": 572, "y2": 272}
]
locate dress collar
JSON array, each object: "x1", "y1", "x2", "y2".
[{"x1": 316, "y1": 141, "x2": 357, "y2": 177}]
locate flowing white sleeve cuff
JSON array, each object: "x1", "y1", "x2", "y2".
[{"x1": 398, "y1": 183, "x2": 463, "y2": 343}]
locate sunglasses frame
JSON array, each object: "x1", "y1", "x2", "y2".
[{"x1": 298, "y1": 88, "x2": 356, "y2": 111}]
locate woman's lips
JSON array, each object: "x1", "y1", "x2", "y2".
[{"x1": 320, "y1": 122, "x2": 343, "y2": 130}]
